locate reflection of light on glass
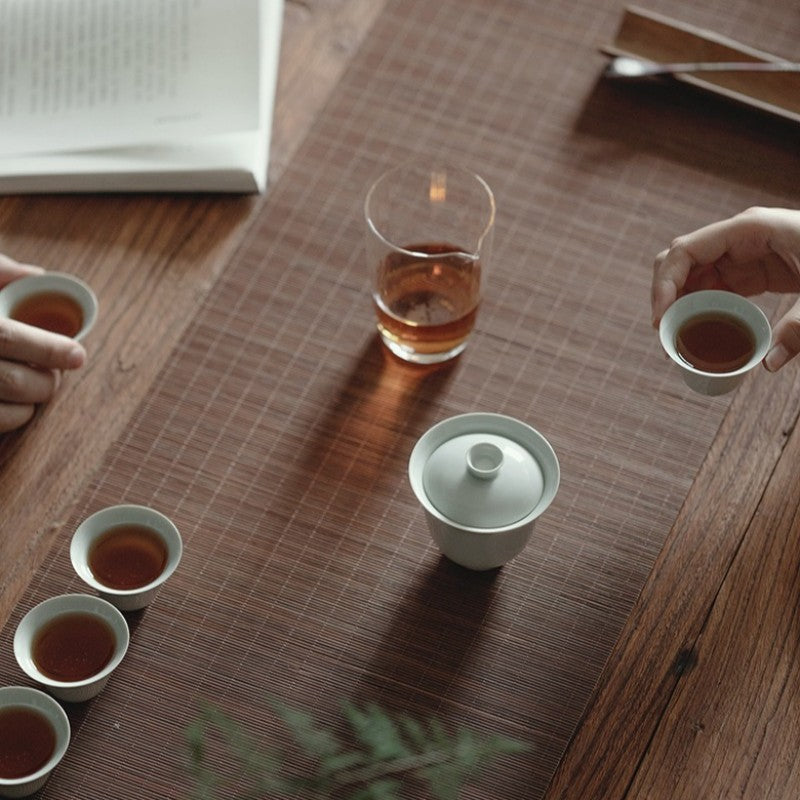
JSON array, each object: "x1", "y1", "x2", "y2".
[{"x1": 429, "y1": 171, "x2": 447, "y2": 203}]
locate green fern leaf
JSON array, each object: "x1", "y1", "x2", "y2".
[
  {"x1": 346, "y1": 777, "x2": 403, "y2": 800},
  {"x1": 320, "y1": 749, "x2": 368, "y2": 776},
  {"x1": 418, "y1": 761, "x2": 463, "y2": 800},
  {"x1": 271, "y1": 698, "x2": 343, "y2": 760},
  {"x1": 342, "y1": 702, "x2": 411, "y2": 761},
  {"x1": 398, "y1": 715, "x2": 428, "y2": 751}
]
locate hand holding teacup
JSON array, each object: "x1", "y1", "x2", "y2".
[
  {"x1": 0, "y1": 254, "x2": 96, "y2": 433},
  {"x1": 652, "y1": 207, "x2": 800, "y2": 379}
]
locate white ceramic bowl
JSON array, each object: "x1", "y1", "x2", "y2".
[
  {"x1": 13, "y1": 594, "x2": 129, "y2": 703},
  {"x1": 659, "y1": 290, "x2": 771, "y2": 396},
  {"x1": 0, "y1": 686, "x2": 70, "y2": 798},
  {"x1": 70, "y1": 504, "x2": 183, "y2": 611},
  {"x1": 0, "y1": 272, "x2": 98, "y2": 342},
  {"x1": 409, "y1": 413, "x2": 560, "y2": 570}
]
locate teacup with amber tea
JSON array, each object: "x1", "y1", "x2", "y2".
[
  {"x1": 13, "y1": 594, "x2": 129, "y2": 703},
  {"x1": 0, "y1": 685, "x2": 70, "y2": 798},
  {"x1": 70, "y1": 504, "x2": 183, "y2": 611},
  {"x1": 0, "y1": 272, "x2": 98, "y2": 341},
  {"x1": 659, "y1": 290, "x2": 771, "y2": 396}
]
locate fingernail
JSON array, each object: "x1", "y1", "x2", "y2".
[
  {"x1": 764, "y1": 343, "x2": 790, "y2": 372},
  {"x1": 67, "y1": 343, "x2": 86, "y2": 368}
]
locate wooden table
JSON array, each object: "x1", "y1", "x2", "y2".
[
  {"x1": 544, "y1": 336, "x2": 800, "y2": 799},
  {"x1": 1, "y1": 1, "x2": 799, "y2": 798}
]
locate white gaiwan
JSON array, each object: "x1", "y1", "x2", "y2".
[{"x1": 409, "y1": 413, "x2": 560, "y2": 570}]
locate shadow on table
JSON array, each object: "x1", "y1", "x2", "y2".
[
  {"x1": 574, "y1": 73, "x2": 800, "y2": 199},
  {"x1": 267, "y1": 333, "x2": 495, "y2": 711},
  {"x1": 352, "y1": 554, "x2": 501, "y2": 717},
  {"x1": 290, "y1": 332, "x2": 460, "y2": 501}
]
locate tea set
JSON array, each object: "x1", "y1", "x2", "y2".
[{"x1": 0, "y1": 241, "x2": 772, "y2": 796}]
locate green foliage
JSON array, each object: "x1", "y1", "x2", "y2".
[{"x1": 186, "y1": 697, "x2": 529, "y2": 800}]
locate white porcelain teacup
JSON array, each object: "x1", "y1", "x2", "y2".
[
  {"x1": 0, "y1": 685, "x2": 70, "y2": 798},
  {"x1": 70, "y1": 504, "x2": 183, "y2": 611},
  {"x1": 659, "y1": 290, "x2": 771, "y2": 396},
  {"x1": 13, "y1": 594, "x2": 129, "y2": 703},
  {"x1": 0, "y1": 272, "x2": 98, "y2": 342}
]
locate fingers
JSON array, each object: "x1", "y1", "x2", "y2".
[
  {"x1": 652, "y1": 212, "x2": 765, "y2": 326},
  {"x1": 0, "y1": 362, "x2": 60, "y2": 433},
  {"x1": 651, "y1": 247, "x2": 685, "y2": 326},
  {"x1": 0, "y1": 253, "x2": 44, "y2": 287},
  {"x1": 0, "y1": 317, "x2": 86, "y2": 371},
  {"x1": 764, "y1": 295, "x2": 800, "y2": 372},
  {"x1": 0, "y1": 402, "x2": 37, "y2": 434},
  {"x1": 0, "y1": 361, "x2": 60, "y2": 405},
  {"x1": 0, "y1": 316, "x2": 86, "y2": 435},
  {"x1": 651, "y1": 207, "x2": 800, "y2": 327},
  {"x1": 0, "y1": 257, "x2": 90, "y2": 434}
]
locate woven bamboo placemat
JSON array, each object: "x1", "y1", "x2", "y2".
[{"x1": 2, "y1": 1, "x2": 799, "y2": 797}]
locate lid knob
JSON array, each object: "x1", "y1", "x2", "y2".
[{"x1": 466, "y1": 442, "x2": 503, "y2": 480}]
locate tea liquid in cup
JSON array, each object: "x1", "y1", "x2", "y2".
[
  {"x1": 71, "y1": 504, "x2": 183, "y2": 611},
  {"x1": 365, "y1": 161, "x2": 495, "y2": 364},
  {"x1": 14, "y1": 594, "x2": 129, "y2": 703},
  {"x1": 659, "y1": 290, "x2": 771, "y2": 396},
  {"x1": 11, "y1": 292, "x2": 83, "y2": 338},
  {"x1": 0, "y1": 705, "x2": 56, "y2": 781},
  {"x1": 0, "y1": 686, "x2": 70, "y2": 798},
  {"x1": 0, "y1": 272, "x2": 98, "y2": 342}
]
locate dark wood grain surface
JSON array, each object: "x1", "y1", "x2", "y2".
[
  {"x1": 0, "y1": 2, "x2": 799, "y2": 799},
  {"x1": 544, "y1": 305, "x2": 800, "y2": 799}
]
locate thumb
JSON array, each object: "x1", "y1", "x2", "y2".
[{"x1": 764, "y1": 297, "x2": 800, "y2": 372}]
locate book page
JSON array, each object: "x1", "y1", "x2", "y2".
[{"x1": 0, "y1": 0, "x2": 261, "y2": 155}]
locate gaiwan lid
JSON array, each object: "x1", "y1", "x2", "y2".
[{"x1": 422, "y1": 432, "x2": 544, "y2": 528}]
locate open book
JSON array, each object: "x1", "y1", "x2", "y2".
[{"x1": 0, "y1": 0, "x2": 283, "y2": 193}]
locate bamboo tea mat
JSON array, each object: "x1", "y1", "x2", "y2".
[{"x1": 2, "y1": 0, "x2": 799, "y2": 797}]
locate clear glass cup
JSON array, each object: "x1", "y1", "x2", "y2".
[{"x1": 364, "y1": 161, "x2": 495, "y2": 364}]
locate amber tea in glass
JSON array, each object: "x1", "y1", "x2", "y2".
[
  {"x1": 365, "y1": 161, "x2": 494, "y2": 364},
  {"x1": 374, "y1": 242, "x2": 481, "y2": 359}
]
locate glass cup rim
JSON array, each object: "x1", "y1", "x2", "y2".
[{"x1": 364, "y1": 159, "x2": 496, "y2": 260}]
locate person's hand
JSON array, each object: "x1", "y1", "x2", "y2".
[
  {"x1": 0, "y1": 254, "x2": 86, "y2": 432},
  {"x1": 652, "y1": 207, "x2": 800, "y2": 372}
]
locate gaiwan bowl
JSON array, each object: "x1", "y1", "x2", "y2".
[
  {"x1": 409, "y1": 413, "x2": 560, "y2": 570},
  {"x1": 0, "y1": 686, "x2": 70, "y2": 798}
]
